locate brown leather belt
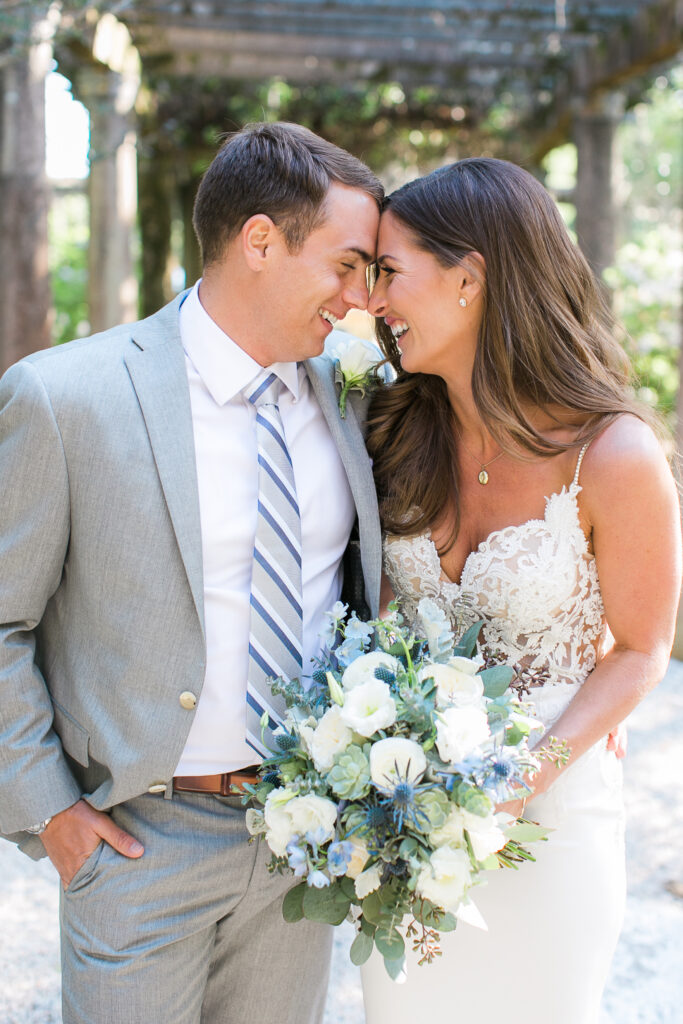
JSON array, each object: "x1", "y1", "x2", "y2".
[{"x1": 172, "y1": 768, "x2": 260, "y2": 797}]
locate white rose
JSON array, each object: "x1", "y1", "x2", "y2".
[
  {"x1": 416, "y1": 847, "x2": 473, "y2": 912},
  {"x1": 435, "y1": 706, "x2": 490, "y2": 764},
  {"x1": 370, "y1": 736, "x2": 427, "y2": 791},
  {"x1": 339, "y1": 679, "x2": 397, "y2": 737},
  {"x1": 341, "y1": 651, "x2": 401, "y2": 691},
  {"x1": 462, "y1": 809, "x2": 508, "y2": 861},
  {"x1": 429, "y1": 806, "x2": 467, "y2": 848},
  {"x1": 331, "y1": 336, "x2": 381, "y2": 380},
  {"x1": 296, "y1": 716, "x2": 318, "y2": 757},
  {"x1": 263, "y1": 787, "x2": 299, "y2": 856},
  {"x1": 344, "y1": 834, "x2": 370, "y2": 879},
  {"x1": 287, "y1": 794, "x2": 338, "y2": 844},
  {"x1": 418, "y1": 659, "x2": 484, "y2": 708},
  {"x1": 354, "y1": 862, "x2": 383, "y2": 899},
  {"x1": 309, "y1": 705, "x2": 353, "y2": 772}
]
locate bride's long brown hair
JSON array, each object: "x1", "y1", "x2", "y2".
[{"x1": 366, "y1": 157, "x2": 653, "y2": 551}]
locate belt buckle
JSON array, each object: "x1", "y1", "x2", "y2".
[{"x1": 220, "y1": 773, "x2": 234, "y2": 797}]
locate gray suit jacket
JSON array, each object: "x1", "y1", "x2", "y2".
[{"x1": 0, "y1": 292, "x2": 381, "y2": 857}]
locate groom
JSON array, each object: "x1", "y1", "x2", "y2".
[{"x1": 0, "y1": 122, "x2": 382, "y2": 1023}]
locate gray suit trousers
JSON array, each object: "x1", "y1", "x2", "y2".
[{"x1": 60, "y1": 791, "x2": 333, "y2": 1024}]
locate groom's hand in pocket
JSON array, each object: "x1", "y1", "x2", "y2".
[{"x1": 40, "y1": 798, "x2": 144, "y2": 888}]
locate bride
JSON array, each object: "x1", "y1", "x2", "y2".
[{"x1": 361, "y1": 158, "x2": 681, "y2": 1023}]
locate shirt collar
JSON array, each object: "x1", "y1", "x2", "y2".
[{"x1": 179, "y1": 281, "x2": 300, "y2": 406}]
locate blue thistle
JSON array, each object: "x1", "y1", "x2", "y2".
[
  {"x1": 275, "y1": 733, "x2": 298, "y2": 751},
  {"x1": 374, "y1": 665, "x2": 396, "y2": 685}
]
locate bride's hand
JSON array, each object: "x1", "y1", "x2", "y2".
[
  {"x1": 494, "y1": 797, "x2": 527, "y2": 820},
  {"x1": 606, "y1": 721, "x2": 628, "y2": 759}
]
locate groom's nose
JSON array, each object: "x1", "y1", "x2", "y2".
[{"x1": 341, "y1": 272, "x2": 370, "y2": 311}]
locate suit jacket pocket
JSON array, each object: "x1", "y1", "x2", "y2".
[{"x1": 52, "y1": 699, "x2": 90, "y2": 767}]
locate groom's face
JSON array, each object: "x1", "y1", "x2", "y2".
[{"x1": 261, "y1": 183, "x2": 380, "y2": 363}]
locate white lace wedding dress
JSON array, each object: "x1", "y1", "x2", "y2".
[{"x1": 361, "y1": 444, "x2": 625, "y2": 1024}]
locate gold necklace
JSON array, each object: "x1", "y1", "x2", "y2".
[{"x1": 459, "y1": 439, "x2": 504, "y2": 485}]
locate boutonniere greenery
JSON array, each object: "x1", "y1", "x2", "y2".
[{"x1": 331, "y1": 336, "x2": 383, "y2": 418}]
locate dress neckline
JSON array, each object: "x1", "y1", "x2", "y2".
[{"x1": 427, "y1": 481, "x2": 591, "y2": 589}]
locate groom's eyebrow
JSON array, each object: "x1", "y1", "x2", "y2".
[{"x1": 340, "y1": 246, "x2": 374, "y2": 264}]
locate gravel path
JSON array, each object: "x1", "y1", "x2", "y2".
[{"x1": 2, "y1": 662, "x2": 682, "y2": 1023}]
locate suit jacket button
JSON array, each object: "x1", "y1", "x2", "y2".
[
  {"x1": 179, "y1": 691, "x2": 197, "y2": 710},
  {"x1": 148, "y1": 783, "x2": 167, "y2": 794}
]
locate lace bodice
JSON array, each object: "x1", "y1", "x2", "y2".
[{"x1": 384, "y1": 445, "x2": 606, "y2": 692}]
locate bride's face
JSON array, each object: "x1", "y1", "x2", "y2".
[{"x1": 368, "y1": 211, "x2": 482, "y2": 378}]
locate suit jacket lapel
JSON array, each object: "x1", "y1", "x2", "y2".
[
  {"x1": 124, "y1": 293, "x2": 205, "y2": 635},
  {"x1": 305, "y1": 352, "x2": 382, "y2": 616}
]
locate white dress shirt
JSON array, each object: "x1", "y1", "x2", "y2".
[{"x1": 175, "y1": 283, "x2": 356, "y2": 774}]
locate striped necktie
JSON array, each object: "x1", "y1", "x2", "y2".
[{"x1": 244, "y1": 370, "x2": 303, "y2": 757}]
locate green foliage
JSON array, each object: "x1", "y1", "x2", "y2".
[
  {"x1": 49, "y1": 192, "x2": 89, "y2": 346},
  {"x1": 544, "y1": 69, "x2": 682, "y2": 427}
]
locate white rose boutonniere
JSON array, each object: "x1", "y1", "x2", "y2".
[{"x1": 330, "y1": 335, "x2": 383, "y2": 418}]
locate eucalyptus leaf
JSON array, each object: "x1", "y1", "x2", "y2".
[
  {"x1": 452, "y1": 620, "x2": 484, "y2": 658},
  {"x1": 504, "y1": 723, "x2": 525, "y2": 745},
  {"x1": 302, "y1": 883, "x2": 351, "y2": 925},
  {"x1": 375, "y1": 926, "x2": 405, "y2": 960},
  {"x1": 505, "y1": 821, "x2": 553, "y2": 842},
  {"x1": 282, "y1": 882, "x2": 306, "y2": 923},
  {"x1": 350, "y1": 930, "x2": 375, "y2": 966},
  {"x1": 479, "y1": 665, "x2": 514, "y2": 698},
  {"x1": 384, "y1": 955, "x2": 406, "y2": 981},
  {"x1": 362, "y1": 891, "x2": 383, "y2": 925},
  {"x1": 360, "y1": 915, "x2": 377, "y2": 937},
  {"x1": 437, "y1": 911, "x2": 458, "y2": 932}
]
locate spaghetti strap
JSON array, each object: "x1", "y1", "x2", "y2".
[{"x1": 572, "y1": 442, "x2": 591, "y2": 486}]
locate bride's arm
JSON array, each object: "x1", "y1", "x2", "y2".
[
  {"x1": 509, "y1": 415, "x2": 681, "y2": 809},
  {"x1": 379, "y1": 571, "x2": 396, "y2": 617}
]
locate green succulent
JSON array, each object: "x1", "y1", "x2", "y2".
[
  {"x1": 328, "y1": 744, "x2": 372, "y2": 800},
  {"x1": 414, "y1": 787, "x2": 451, "y2": 832}
]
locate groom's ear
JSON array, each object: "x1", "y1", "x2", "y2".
[{"x1": 241, "y1": 214, "x2": 279, "y2": 272}]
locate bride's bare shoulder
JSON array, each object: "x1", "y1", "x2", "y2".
[{"x1": 580, "y1": 413, "x2": 676, "y2": 516}]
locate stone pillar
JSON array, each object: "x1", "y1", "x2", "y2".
[
  {"x1": 573, "y1": 95, "x2": 623, "y2": 282},
  {"x1": 77, "y1": 62, "x2": 138, "y2": 333},
  {"x1": 0, "y1": 19, "x2": 53, "y2": 372}
]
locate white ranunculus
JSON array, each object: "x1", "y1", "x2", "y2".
[
  {"x1": 354, "y1": 862, "x2": 383, "y2": 899},
  {"x1": 263, "y1": 787, "x2": 299, "y2": 856},
  {"x1": 262, "y1": 789, "x2": 337, "y2": 857},
  {"x1": 331, "y1": 336, "x2": 381, "y2": 381},
  {"x1": 430, "y1": 806, "x2": 506, "y2": 860},
  {"x1": 418, "y1": 659, "x2": 484, "y2": 708},
  {"x1": 344, "y1": 834, "x2": 371, "y2": 879},
  {"x1": 435, "y1": 706, "x2": 490, "y2": 764},
  {"x1": 309, "y1": 705, "x2": 354, "y2": 772},
  {"x1": 429, "y1": 806, "x2": 467, "y2": 848},
  {"x1": 416, "y1": 846, "x2": 473, "y2": 912},
  {"x1": 370, "y1": 736, "x2": 427, "y2": 791},
  {"x1": 339, "y1": 679, "x2": 397, "y2": 737},
  {"x1": 341, "y1": 651, "x2": 401, "y2": 691},
  {"x1": 245, "y1": 808, "x2": 267, "y2": 836}
]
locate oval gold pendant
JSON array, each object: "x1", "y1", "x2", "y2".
[{"x1": 478, "y1": 469, "x2": 489, "y2": 485}]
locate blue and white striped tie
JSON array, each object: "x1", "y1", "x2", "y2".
[{"x1": 244, "y1": 370, "x2": 303, "y2": 757}]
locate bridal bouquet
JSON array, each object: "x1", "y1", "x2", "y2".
[{"x1": 243, "y1": 599, "x2": 551, "y2": 978}]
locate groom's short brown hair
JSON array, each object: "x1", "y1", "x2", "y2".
[{"x1": 192, "y1": 121, "x2": 383, "y2": 268}]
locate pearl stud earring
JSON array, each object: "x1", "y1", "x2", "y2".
[{"x1": 459, "y1": 297, "x2": 467, "y2": 307}]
